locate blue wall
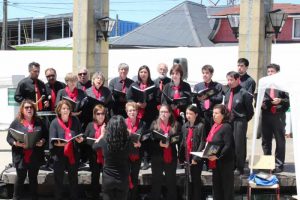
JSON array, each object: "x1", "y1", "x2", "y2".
[{"x1": 110, "y1": 19, "x2": 140, "y2": 37}]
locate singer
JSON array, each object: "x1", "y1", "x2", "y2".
[
  {"x1": 15, "y1": 62, "x2": 49, "y2": 111},
  {"x1": 150, "y1": 104, "x2": 181, "y2": 200}
]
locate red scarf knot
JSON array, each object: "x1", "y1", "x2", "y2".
[
  {"x1": 94, "y1": 122, "x2": 104, "y2": 164},
  {"x1": 92, "y1": 86, "x2": 102, "y2": 99},
  {"x1": 65, "y1": 87, "x2": 78, "y2": 101},
  {"x1": 23, "y1": 119, "x2": 34, "y2": 163},
  {"x1": 57, "y1": 117, "x2": 75, "y2": 165},
  {"x1": 186, "y1": 127, "x2": 194, "y2": 159},
  {"x1": 206, "y1": 123, "x2": 223, "y2": 169}
]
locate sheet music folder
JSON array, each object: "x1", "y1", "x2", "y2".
[
  {"x1": 51, "y1": 133, "x2": 84, "y2": 143},
  {"x1": 9, "y1": 128, "x2": 41, "y2": 149},
  {"x1": 191, "y1": 143, "x2": 221, "y2": 158},
  {"x1": 162, "y1": 92, "x2": 188, "y2": 106},
  {"x1": 152, "y1": 130, "x2": 180, "y2": 144},
  {"x1": 191, "y1": 87, "x2": 218, "y2": 100},
  {"x1": 131, "y1": 85, "x2": 156, "y2": 103}
]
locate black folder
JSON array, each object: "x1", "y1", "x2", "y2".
[
  {"x1": 129, "y1": 132, "x2": 151, "y2": 143},
  {"x1": 152, "y1": 130, "x2": 180, "y2": 144},
  {"x1": 112, "y1": 89, "x2": 127, "y2": 102},
  {"x1": 9, "y1": 128, "x2": 41, "y2": 149},
  {"x1": 131, "y1": 85, "x2": 156, "y2": 103},
  {"x1": 191, "y1": 87, "x2": 219, "y2": 100},
  {"x1": 62, "y1": 96, "x2": 79, "y2": 111},
  {"x1": 162, "y1": 92, "x2": 188, "y2": 106},
  {"x1": 51, "y1": 133, "x2": 84, "y2": 143},
  {"x1": 191, "y1": 143, "x2": 221, "y2": 158}
]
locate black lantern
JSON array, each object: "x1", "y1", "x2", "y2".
[
  {"x1": 268, "y1": 9, "x2": 288, "y2": 38},
  {"x1": 96, "y1": 17, "x2": 116, "y2": 41},
  {"x1": 227, "y1": 14, "x2": 240, "y2": 38}
]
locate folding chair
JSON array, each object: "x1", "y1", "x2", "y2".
[{"x1": 248, "y1": 155, "x2": 280, "y2": 200}]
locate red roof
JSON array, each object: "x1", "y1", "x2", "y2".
[{"x1": 213, "y1": 3, "x2": 300, "y2": 16}]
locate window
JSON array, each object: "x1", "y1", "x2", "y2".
[{"x1": 293, "y1": 18, "x2": 300, "y2": 39}]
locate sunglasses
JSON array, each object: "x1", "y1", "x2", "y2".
[
  {"x1": 24, "y1": 106, "x2": 33, "y2": 110},
  {"x1": 78, "y1": 73, "x2": 87, "y2": 76},
  {"x1": 96, "y1": 112, "x2": 105, "y2": 116},
  {"x1": 46, "y1": 74, "x2": 55, "y2": 78}
]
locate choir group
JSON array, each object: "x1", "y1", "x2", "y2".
[{"x1": 7, "y1": 59, "x2": 289, "y2": 200}]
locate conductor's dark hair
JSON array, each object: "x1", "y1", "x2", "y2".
[
  {"x1": 226, "y1": 71, "x2": 240, "y2": 80},
  {"x1": 137, "y1": 65, "x2": 153, "y2": 85},
  {"x1": 28, "y1": 62, "x2": 40, "y2": 71},
  {"x1": 105, "y1": 115, "x2": 129, "y2": 152},
  {"x1": 213, "y1": 104, "x2": 230, "y2": 123},
  {"x1": 238, "y1": 58, "x2": 249, "y2": 67},
  {"x1": 267, "y1": 63, "x2": 280, "y2": 72}
]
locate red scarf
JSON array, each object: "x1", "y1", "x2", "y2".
[
  {"x1": 94, "y1": 122, "x2": 104, "y2": 164},
  {"x1": 137, "y1": 83, "x2": 147, "y2": 119},
  {"x1": 121, "y1": 79, "x2": 126, "y2": 93},
  {"x1": 160, "y1": 120, "x2": 172, "y2": 164},
  {"x1": 57, "y1": 117, "x2": 75, "y2": 165},
  {"x1": 34, "y1": 80, "x2": 43, "y2": 111},
  {"x1": 186, "y1": 127, "x2": 194, "y2": 159},
  {"x1": 204, "y1": 83, "x2": 210, "y2": 110},
  {"x1": 126, "y1": 117, "x2": 140, "y2": 161},
  {"x1": 269, "y1": 88, "x2": 276, "y2": 114},
  {"x1": 206, "y1": 123, "x2": 223, "y2": 169},
  {"x1": 92, "y1": 86, "x2": 102, "y2": 99},
  {"x1": 65, "y1": 87, "x2": 78, "y2": 101},
  {"x1": 50, "y1": 85, "x2": 56, "y2": 111},
  {"x1": 227, "y1": 89, "x2": 234, "y2": 112},
  {"x1": 172, "y1": 85, "x2": 181, "y2": 118},
  {"x1": 23, "y1": 119, "x2": 34, "y2": 164}
]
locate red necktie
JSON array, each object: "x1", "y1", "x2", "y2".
[
  {"x1": 227, "y1": 89, "x2": 234, "y2": 112},
  {"x1": 92, "y1": 86, "x2": 102, "y2": 99},
  {"x1": 34, "y1": 80, "x2": 43, "y2": 111},
  {"x1": 204, "y1": 83, "x2": 210, "y2": 110},
  {"x1": 159, "y1": 80, "x2": 163, "y2": 91},
  {"x1": 160, "y1": 121, "x2": 172, "y2": 164},
  {"x1": 186, "y1": 127, "x2": 193, "y2": 158},
  {"x1": 121, "y1": 80, "x2": 126, "y2": 93},
  {"x1": 270, "y1": 88, "x2": 276, "y2": 114},
  {"x1": 50, "y1": 85, "x2": 56, "y2": 111}
]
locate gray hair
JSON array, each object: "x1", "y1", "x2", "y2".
[
  {"x1": 92, "y1": 71, "x2": 106, "y2": 85},
  {"x1": 118, "y1": 63, "x2": 129, "y2": 71}
]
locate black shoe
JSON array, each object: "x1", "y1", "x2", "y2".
[{"x1": 272, "y1": 167, "x2": 283, "y2": 173}]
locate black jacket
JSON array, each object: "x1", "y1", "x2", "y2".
[
  {"x1": 55, "y1": 88, "x2": 86, "y2": 112},
  {"x1": 224, "y1": 85, "x2": 254, "y2": 121},
  {"x1": 126, "y1": 118, "x2": 147, "y2": 157},
  {"x1": 49, "y1": 116, "x2": 81, "y2": 163},
  {"x1": 240, "y1": 73, "x2": 256, "y2": 95},
  {"x1": 7, "y1": 118, "x2": 47, "y2": 168},
  {"x1": 14, "y1": 77, "x2": 48, "y2": 110},
  {"x1": 179, "y1": 121, "x2": 206, "y2": 162},
  {"x1": 45, "y1": 81, "x2": 66, "y2": 110},
  {"x1": 262, "y1": 88, "x2": 289, "y2": 114}
]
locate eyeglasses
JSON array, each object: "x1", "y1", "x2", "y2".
[
  {"x1": 24, "y1": 106, "x2": 33, "y2": 110},
  {"x1": 160, "y1": 110, "x2": 169, "y2": 114},
  {"x1": 78, "y1": 73, "x2": 87, "y2": 76},
  {"x1": 96, "y1": 112, "x2": 105, "y2": 116},
  {"x1": 46, "y1": 74, "x2": 55, "y2": 78}
]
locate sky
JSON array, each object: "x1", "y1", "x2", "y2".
[{"x1": 0, "y1": 0, "x2": 299, "y2": 24}]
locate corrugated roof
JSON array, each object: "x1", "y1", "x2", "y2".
[
  {"x1": 110, "y1": 1, "x2": 214, "y2": 48},
  {"x1": 213, "y1": 3, "x2": 300, "y2": 16}
]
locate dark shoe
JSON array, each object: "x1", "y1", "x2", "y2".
[{"x1": 272, "y1": 167, "x2": 283, "y2": 173}]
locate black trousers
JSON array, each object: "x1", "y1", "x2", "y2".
[
  {"x1": 190, "y1": 161, "x2": 204, "y2": 200},
  {"x1": 89, "y1": 160, "x2": 103, "y2": 199},
  {"x1": 13, "y1": 166, "x2": 39, "y2": 200},
  {"x1": 150, "y1": 156, "x2": 177, "y2": 200},
  {"x1": 261, "y1": 112, "x2": 286, "y2": 168},
  {"x1": 232, "y1": 118, "x2": 248, "y2": 171},
  {"x1": 128, "y1": 159, "x2": 141, "y2": 200},
  {"x1": 212, "y1": 160, "x2": 234, "y2": 200},
  {"x1": 53, "y1": 159, "x2": 78, "y2": 200},
  {"x1": 103, "y1": 187, "x2": 128, "y2": 200},
  {"x1": 203, "y1": 111, "x2": 213, "y2": 138}
]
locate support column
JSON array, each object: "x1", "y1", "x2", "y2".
[
  {"x1": 238, "y1": 0, "x2": 273, "y2": 82},
  {"x1": 72, "y1": 0, "x2": 109, "y2": 80}
]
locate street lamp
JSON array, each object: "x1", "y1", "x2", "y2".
[
  {"x1": 96, "y1": 17, "x2": 116, "y2": 42},
  {"x1": 227, "y1": 9, "x2": 288, "y2": 39},
  {"x1": 267, "y1": 9, "x2": 288, "y2": 38},
  {"x1": 227, "y1": 14, "x2": 240, "y2": 38}
]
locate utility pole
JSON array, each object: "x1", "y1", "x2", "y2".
[{"x1": 1, "y1": 0, "x2": 8, "y2": 50}]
